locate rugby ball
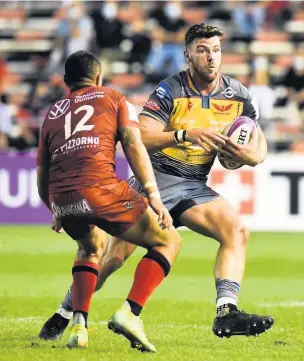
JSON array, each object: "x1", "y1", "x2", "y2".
[{"x1": 218, "y1": 116, "x2": 257, "y2": 170}]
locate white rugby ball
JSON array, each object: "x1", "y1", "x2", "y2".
[{"x1": 218, "y1": 116, "x2": 257, "y2": 170}]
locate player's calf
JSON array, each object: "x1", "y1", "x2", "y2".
[
  {"x1": 95, "y1": 239, "x2": 137, "y2": 291},
  {"x1": 38, "y1": 237, "x2": 136, "y2": 342},
  {"x1": 108, "y1": 208, "x2": 181, "y2": 351},
  {"x1": 66, "y1": 226, "x2": 106, "y2": 348}
]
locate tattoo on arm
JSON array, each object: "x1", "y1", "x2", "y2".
[{"x1": 120, "y1": 127, "x2": 138, "y2": 145}]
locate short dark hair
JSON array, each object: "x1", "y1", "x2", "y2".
[
  {"x1": 64, "y1": 50, "x2": 101, "y2": 87},
  {"x1": 185, "y1": 23, "x2": 224, "y2": 47}
]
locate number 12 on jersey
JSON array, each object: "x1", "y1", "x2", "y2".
[{"x1": 64, "y1": 105, "x2": 95, "y2": 140}]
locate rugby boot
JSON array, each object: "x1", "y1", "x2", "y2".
[
  {"x1": 67, "y1": 323, "x2": 88, "y2": 348},
  {"x1": 38, "y1": 312, "x2": 70, "y2": 341},
  {"x1": 108, "y1": 304, "x2": 156, "y2": 352},
  {"x1": 213, "y1": 306, "x2": 274, "y2": 338}
]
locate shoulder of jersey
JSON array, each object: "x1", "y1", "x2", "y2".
[
  {"x1": 95, "y1": 86, "x2": 120, "y2": 98},
  {"x1": 46, "y1": 94, "x2": 72, "y2": 121},
  {"x1": 220, "y1": 74, "x2": 251, "y2": 101},
  {"x1": 155, "y1": 72, "x2": 183, "y2": 99}
]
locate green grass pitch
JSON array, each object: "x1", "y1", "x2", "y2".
[{"x1": 1, "y1": 226, "x2": 303, "y2": 361}]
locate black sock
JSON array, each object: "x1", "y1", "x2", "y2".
[{"x1": 126, "y1": 299, "x2": 143, "y2": 316}]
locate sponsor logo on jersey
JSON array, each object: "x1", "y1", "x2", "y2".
[
  {"x1": 145, "y1": 99, "x2": 160, "y2": 111},
  {"x1": 155, "y1": 82, "x2": 170, "y2": 99},
  {"x1": 156, "y1": 86, "x2": 167, "y2": 98},
  {"x1": 213, "y1": 103, "x2": 233, "y2": 113},
  {"x1": 52, "y1": 136, "x2": 100, "y2": 159},
  {"x1": 209, "y1": 119, "x2": 231, "y2": 132},
  {"x1": 221, "y1": 87, "x2": 237, "y2": 98},
  {"x1": 51, "y1": 199, "x2": 93, "y2": 218},
  {"x1": 48, "y1": 99, "x2": 71, "y2": 119},
  {"x1": 74, "y1": 91, "x2": 104, "y2": 103}
]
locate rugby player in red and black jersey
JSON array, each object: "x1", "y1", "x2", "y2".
[{"x1": 39, "y1": 24, "x2": 273, "y2": 344}]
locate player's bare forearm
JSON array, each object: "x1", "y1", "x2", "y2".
[
  {"x1": 256, "y1": 126, "x2": 267, "y2": 164},
  {"x1": 36, "y1": 166, "x2": 51, "y2": 211},
  {"x1": 119, "y1": 126, "x2": 158, "y2": 194},
  {"x1": 139, "y1": 115, "x2": 176, "y2": 153},
  {"x1": 141, "y1": 128, "x2": 177, "y2": 152},
  {"x1": 124, "y1": 143, "x2": 158, "y2": 191}
]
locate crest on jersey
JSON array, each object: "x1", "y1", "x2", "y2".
[
  {"x1": 221, "y1": 87, "x2": 237, "y2": 99},
  {"x1": 213, "y1": 103, "x2": 233, "y2": 112},
  {"x1": 124, "y1": 201, "x2": 133, "y2": 209},
  {"x1": 48, "y1": 99, "x2": 71, "y2": 119}
]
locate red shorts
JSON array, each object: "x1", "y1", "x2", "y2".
[{"x1": 50, "y1": 180, "x2": 148, "y2": 239}]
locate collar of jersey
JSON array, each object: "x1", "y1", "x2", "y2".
[{"x1": 186, "y1": 69, "x2": 222, "y2": 108}]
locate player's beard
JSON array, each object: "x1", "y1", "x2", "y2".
[{"x1": 193, "y1": 63, "x2": 220, "y2": 84}]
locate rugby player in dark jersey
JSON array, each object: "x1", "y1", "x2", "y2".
[{"x1": 39, "y1": 24, "x2": 273, "y2": 344}]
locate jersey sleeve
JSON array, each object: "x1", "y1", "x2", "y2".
[
  {"x1": 242, "y1": 90, "x2": 260, "y2": 127},
  {"x1": 139, "y1": 80, "x2": 174, "y2": 126},
  {"x1": 36, "y1": 125, "x2": 50, "y2": 167},
  {"x1": 117, "y1": 96, "x2": 141, "y2": 129}
]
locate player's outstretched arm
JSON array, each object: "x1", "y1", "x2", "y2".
[
  {"x1": 119, "y1": 125, "x2": 172, "y2": 229},
  {"x1": 119, "y1": 126, "x2": 158, "y2": 189},
  {"x1": 139, "y1": 115, "x2": 228, "y2": 153},
  {"x1": 139, "y1": 115, "x2": 178, "y2": 152}
]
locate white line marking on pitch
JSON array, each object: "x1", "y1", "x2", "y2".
[
  {"x1": 0, "y1": 317, "x2": 44, "y2": 323},
  {"x1": 260, "y1": 301, "x2": 304, "y2": 308},
  {"x1": 0, "y1": 317, "x2": 209, "y2": 330},
  {"x1": 94, "y1": 321, "x2": 209, "y2": 330}
]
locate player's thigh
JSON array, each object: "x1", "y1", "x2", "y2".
[
  {"x1": 121, "y1": 206, "x2": 181, "y2": 250},
  {"x1": 61, "y1": 217, "x2": 107, "y2": 254},
  {"x1": 77, "y1": 225, "x2": 108, "y2": 255},
  {"x1": 82, "y1": 182, "x2": 180, "y2": 250},
  {"x1": 179, "y1": 198, "x2": 248, "y2": 245}
]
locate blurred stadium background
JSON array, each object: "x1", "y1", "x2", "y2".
[
  {"x1": 0, "y1": 1, "x2": 304, "y2": 360},
  {"x1": 0, "y1": 0, "x2": 304, "y2": 227}
]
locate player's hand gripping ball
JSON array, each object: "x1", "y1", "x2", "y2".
[{"x1": 218, "y1": 116, "x2": 257, "y2": 170}]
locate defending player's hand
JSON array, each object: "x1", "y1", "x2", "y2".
[
  {"x1": 218, "y1": 129, "x2": 261, "y2": 167},
  {"x1": 185, "y1": 129, "x2": 228, "y2": 152},
  {"x1": 51, "y1": 215, "x2": 65, "y2": 234},
  {"x1": 148, "y1": 194, "x2": 173, "y2": 230}
]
